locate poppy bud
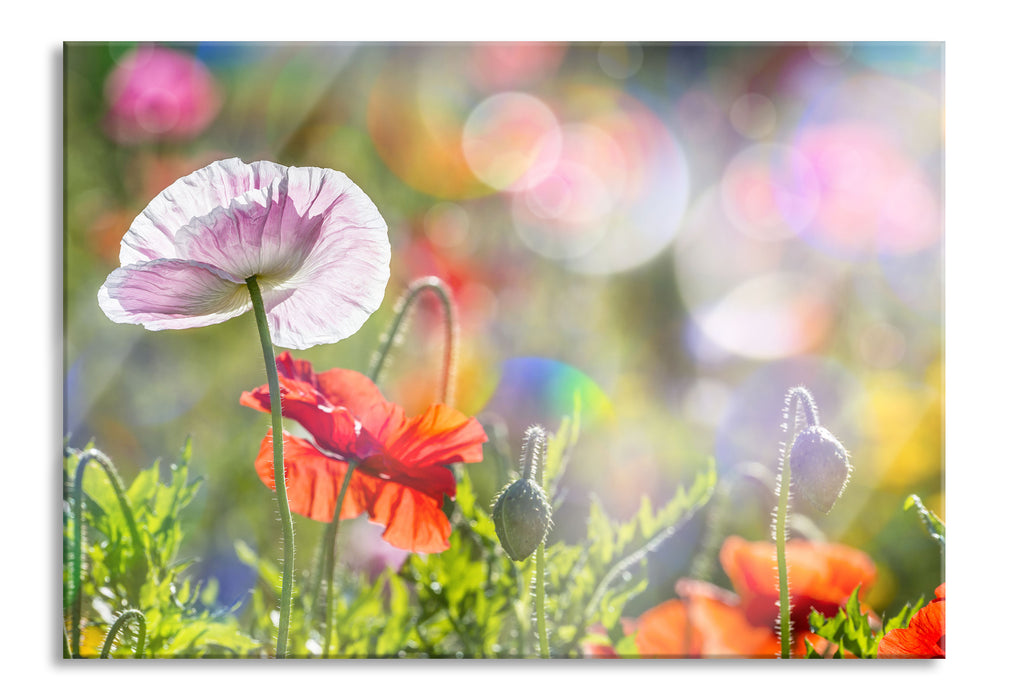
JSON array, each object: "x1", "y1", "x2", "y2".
[
  {"x1": 493, "y1": 478, "x2": 552, "y2": 562},
  {"x1": 789, "y1": 425, "x2": 852, "y2": 513}
]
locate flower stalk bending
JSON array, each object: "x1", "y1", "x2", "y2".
[
  {"x1": 247, "y1": 275, "x2": 294, "y2": 659},
  {"x1": 775, "y1": 386, "x2": 854, "y2": 658},
  {"x1": 316, "y1": 277, "x2": 461, "y2": 656},
  {"x1": 368, "y1": 276, "x2": 458, "y2": 406},
  {"x1": 775, "y1": 387, "x2": 818, "y2": 659},
  {"x1": 100, "y1": 609, "x2": 147, "y2": 658},
  {"x1": 68, "y1": 448, "x2": 143, "y2": 658},
  {"x1": 492, "y1": 425, "x2": 552, "y2": 657}
]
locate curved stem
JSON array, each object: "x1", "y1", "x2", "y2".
[
  {"x1": 68, "y1": 448, "x2": 143, "y2": 658},
  {"x1": 100, "y1": 609, "x2": 147, "y2": 658},
  {"x1": 322, "y1": 460, "x2": 357, "y2": 658},
  {"x1": 368, "y1": 276, "x2": 458, "y2": 405},
  {"x1": 63, "y1": 624, "x2": 72, "y2": 659},
  {"x1": 247, "y1": 276, "x2": 294, "y2": 659},
  {"x1": 775, "y1": 387, "x2": 817, "y2": 659}
]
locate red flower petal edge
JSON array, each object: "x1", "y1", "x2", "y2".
[
  {"x1": 877, "y1": 583, "x2": 945, "y2": 659},
  {"x1": 241, "y1": 352, "x2": 487, "y2": 553}
]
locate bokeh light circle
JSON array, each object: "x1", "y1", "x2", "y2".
[
  {"x1": 675, "y1": 186, "x2": 841, "y2": 361},
  {"x1": 729, "y1": 92, "x2": 777, "y2": 140},
  {"x1": 511, "y1": 86, "x2": 690, "y2": 275},
  {"x1": 721, "y1": 143, "x2": 819, "y2": 242},
  {"x1": 462, "y1": 92, "x2": 562, "y2": 192},
  {"x1": 477, "y1": 356, "x2": 614, "y2": 435},
  {"x1": 597, "y1": 43, "x2": 644, "y2": 80},
  {"x1": 775, "y1": 123, "x2": 941, "y2": 258}
]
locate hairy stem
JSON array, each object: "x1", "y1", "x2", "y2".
[
  {"x1": 100, "y1": 609, "x2": 147, "y2": 659},
  {"x1": 68, "y1": 448, "x2": 143, "y2": 658},
  {"x1": 247, "y1": 276, "x2": 294, "y2": 659},
  {"x1": 322, "y1": 461, "x2": 357, "y2": 658},
  {"x1": 776, "y1": 386, "x2": 818, "y2": 658},
  {"x1": 368, "y1": 276, "x2": 458, "y2": 405},
  {"x1": 535, "y1": 541, "x2": 548, "y2": 658},
  {"x1": 532, "y1": 429, "x2": 549, "y2": 659}
]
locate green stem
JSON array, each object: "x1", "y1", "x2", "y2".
[
  {"x1": 775, "y1": 447, "x2": 792, "y2": 659},
  {"x1": 68, "y1": 448, "x2": 143, "y2": 658},
  {"x1": 535, "y1": 541, "x2": 548, "y2": 658},
  {"x1": 776, "y1": 387, "x2": 818, "y2": 659},
  {"x1": 100, "y1": 609, "x2": 147, "y2": 659},
  {"x1": 533, "y1": 434, "x2": 549, "y2": 659},
  {"x1": 322, "y1": 461, "x2": 357, "y2": 658},
  {"x1": 368, "y1": 276, "x2": 458, "y2": 405},
  {"x1": 247, "y1": 276, "x2": 294, "y2": 659}
]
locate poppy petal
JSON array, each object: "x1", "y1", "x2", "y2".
[
  {"x1": 877, "y1": 598, "x2": 945, "y2": 658},
  {"x1": 720, "y1": 536, "x2": 876, "y2": 629},
  {"x1": 119, "y1": 158, "x2": 288, "y2": 265},
  {"x1": 363, "y1": 478, "x2": 453, "y2": 553},
  {"x1": 633, "y1": 599, "x2": 698, "y2": 657},
  {"x1": 382, "y1": 403, "x2": 488, "y2": 470},
  {"x1": 314, "y1": 366, "x2": 400, "y2": 431},
  {"x1": 98, "y1": 258, "x2": 249, "y2": 330},
  {"x1": 241, "y1": 383, "x2": 359, "y2": 460},
  {"x1": 253, "y1": 430, "x2": 368, "y2": 522}
]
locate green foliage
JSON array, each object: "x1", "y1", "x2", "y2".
[
  {"x1": 397, "y1": 421, "x2": 717, "y2": 658},
  {"x1": 904, "y1": 494, "x2": 945, "y2": 549},
  {"x1": 64, "y1": 442, "x2": 261, "y2": 658},
  {"x1": 65, "y1": 418, "x2": 715, "y2": 658},
  {"x1": 806, "y1": 586, "x2": 876, "y2": 658},
  {"x1": 545, "y1": 460, "x2": 717, "y2": 656},
  {"x1": 805, "y1": 586, "x2": 925, "y2": 659}
]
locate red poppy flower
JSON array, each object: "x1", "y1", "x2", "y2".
[
  {"x1": 720, "y1": 535, "x2": 876, "y2": 630},
  {"x1": 240, "y1": 351, "x2": 487, "y2": 553},
  {"x1": 877, "y1": 583, "x2": 945, "y2": 658},
  {"x1": 586, "y1": 536, "x2": 876, "y2": 658},
  {"x1": 631, "y1": 579, "x2": 827, "y2": 658}
]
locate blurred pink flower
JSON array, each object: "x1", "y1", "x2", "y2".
[
  {"x1": 341, "y1": 519, "x2": 410, "y2": 579},
  {"x1": 104, "y1": 45, "x2": 221, "y2": 144},
  {"x1": 98, "y1": 157, "x2": 390, "y2": 350}
]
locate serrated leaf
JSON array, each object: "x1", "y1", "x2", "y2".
[
  {"x1": 542, "y1": 397, "x2": 579, "y2": 494},
  {"x1": 904, "y1": 494, "x2": 945, "y2": 549},
  {"x1": 882, "y1": 596, "x2": 926, "y2": 635},
  {"x1": 806, "y1": 586, "x2": 877, "y2": 658}
]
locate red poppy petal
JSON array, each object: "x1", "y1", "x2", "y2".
[
  {"x1": 253, "y1": 430, "x2": 368, "y2": 522},
  {"x1": 242, "y1": 376, "x2": 360, "y2": 456},
  {"x1": 364, "y1": 479, "x2": 452, "y2": 553},
  {"x1": 689, "y1": 595, "x2": 781, "y2": 657},
  {"x1": 634, "y1": 599, "x2": 699, "y2": 657},
  {"x1": 382, "y1": 403, "x2": 488, "y2": 469},
  {"x1": 877, "y1": 600, "x2": 945, "y2": 659},
  {"x1": 720, "y1": 536, "x2": 876, "y2": 629},
  {"x1": 315, "y1": 366, "x2": 399, "y2": 428},
  {"x1": 582, "y1": 642, "x2": 619, "y2": 659}
]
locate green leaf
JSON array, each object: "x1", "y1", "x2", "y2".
[
  {"x1": 542, "y1": 394, "x2": 580, "y2": 494},
  {"x1": 67, "y1": 440, "x2": 267, "y2": 658},
  {"x1": 542, "y1": 460, "x2": 717, "y2": 657},
  {"x1": 882, "y1": 596, "x2": 926, "y2": 636},
  {"x1": 806, "y1": 586, "x2": 877, "y2": 658},
  {"x1": 904, "y1": 494, "x2": 945, "y2": 549}
]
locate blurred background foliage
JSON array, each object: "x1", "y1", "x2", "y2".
[{"x1": 64, "y1": 41, "x2": 943, "y2": 623}]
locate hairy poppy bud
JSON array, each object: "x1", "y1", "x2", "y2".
[
  {"x1": 789, "y1": 425, "x2": 852, "y2": 513},
  {"x1": 493, "y1": 478, "x2": 552, "y2": 561}
]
